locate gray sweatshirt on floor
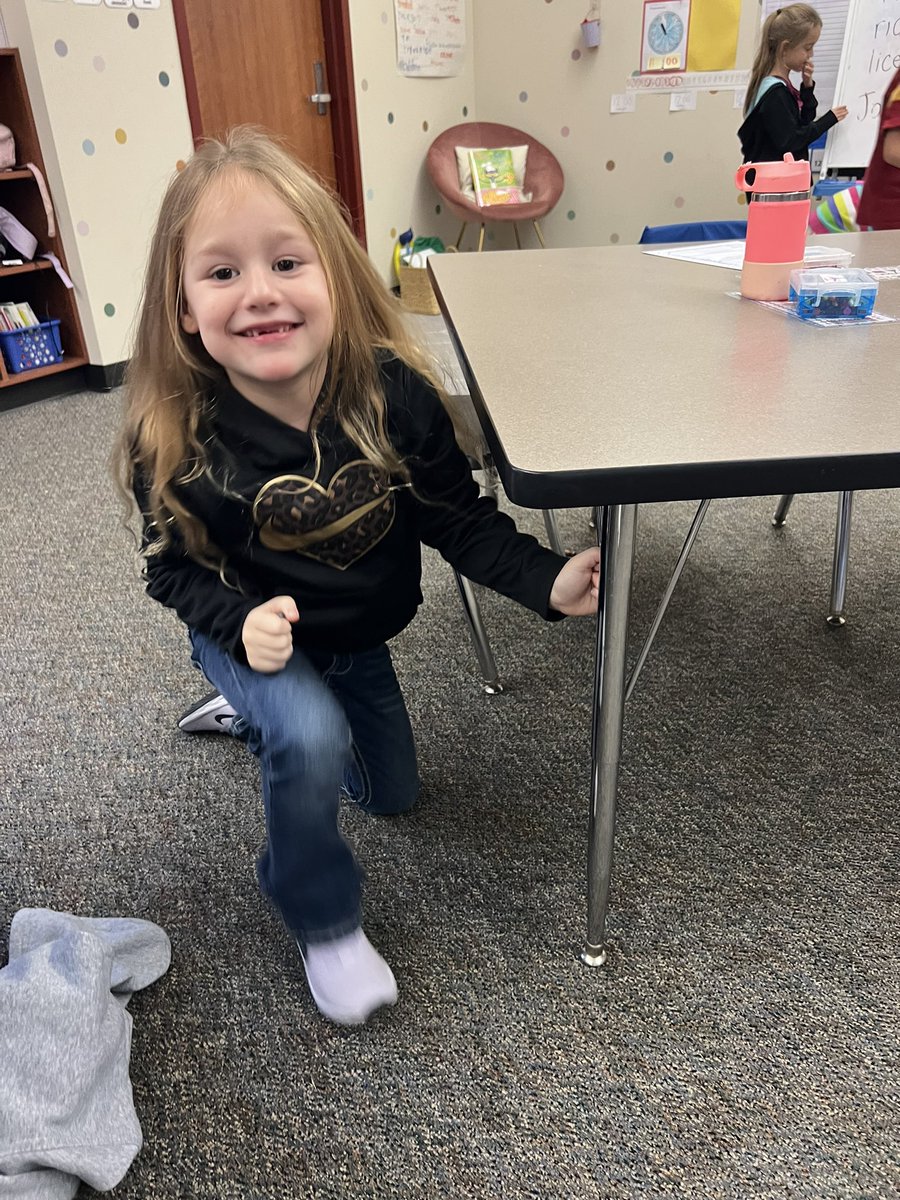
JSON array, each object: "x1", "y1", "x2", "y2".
[{"x1": 0, "y1": 908, "x2": 171, "y2": 1199}]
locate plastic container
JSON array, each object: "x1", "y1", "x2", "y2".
[
  {"x1": 735, "y1": 154, "x2": 811, "y2": 301},
  {"x1": 803, "y1": 245, "x2": 854, "y2": 269},
  {"x1": 788, "y1": 268, "x2": 878, "y2": 320},
  {"x1": 0, "y1": 318, "x2": 63, "y2": 373}
]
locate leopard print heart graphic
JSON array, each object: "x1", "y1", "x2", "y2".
[{"x1": 253, "y1": 459, "x2": 396, "y2": 569}]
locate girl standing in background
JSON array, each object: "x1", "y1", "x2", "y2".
[{"x1": 739, "y1": 4, "x2": 847, "y2": 163}]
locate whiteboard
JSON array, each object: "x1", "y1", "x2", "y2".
[{"x1": 822, "y1": 0, "x2": 900, "y2": 172}]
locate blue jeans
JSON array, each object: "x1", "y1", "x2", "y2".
[{"x1": 188, "y1": 630, "x2": 420, "y2": 943}]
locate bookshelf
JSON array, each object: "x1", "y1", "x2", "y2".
[{"x1": 0, "y1": 47, "x2": 86, "y2": 389}]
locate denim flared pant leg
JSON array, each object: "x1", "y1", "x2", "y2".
[{"x1": 188, "y1": 630, "x2": 419, "y2": 943}]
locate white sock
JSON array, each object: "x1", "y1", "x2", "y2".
[{"x1": 300, "y1": 928, "x2": 398, "y2": 1025}]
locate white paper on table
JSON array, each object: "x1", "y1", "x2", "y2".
[
  {"x1": 726, "y1": 291, "x2": 897, "y2": 327},
  {"x1": 863, "y1": 265, "x2": 900, "y2": 280},
  {"x1": 610, "y1": 93, "x2": 636, "y2": 114},
  {"x1": 643, "y1": 241, "x2": 856, "y2": 271}
]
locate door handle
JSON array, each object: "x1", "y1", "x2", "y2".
[{"x1": 309, "y1": 61, "x2": 331, "y2": 115}]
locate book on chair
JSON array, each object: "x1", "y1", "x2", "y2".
[{"x1": 468, "y1": 148, "x2": 527, "y2": 207}]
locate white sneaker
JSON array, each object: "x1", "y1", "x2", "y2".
[
  {"x1": 177, "y1": 690, "x2": 238, "y2": 733},
  {"x1": 299, "y1": 928, "x2": 398, "y2": 1025}
]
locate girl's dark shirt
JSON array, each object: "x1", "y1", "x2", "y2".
[
  {"x1": 135, "y1": 356, "x2": 566, "y2": 660},
  {"x1": 739, "y1": 79, "x2": 838, "y2": 163}
]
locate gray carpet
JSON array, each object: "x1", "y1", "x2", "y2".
[{"x1": 1, "y1": 388, "x2": 898, "y2": 1200}]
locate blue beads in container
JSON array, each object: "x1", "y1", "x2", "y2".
[{"x1": 788, "y1": 268, "x2": 878, "y2": 320}]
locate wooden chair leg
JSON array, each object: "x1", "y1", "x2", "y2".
[
  {"x1": 533, "y1": 219, "x2": 546, "y2": 248},
  {"x1": 477, "y1": 224, "x2": 486, "y2": 252},
  {"x1": 455, "y1": 222, "x2": 466, "y2": 250}
]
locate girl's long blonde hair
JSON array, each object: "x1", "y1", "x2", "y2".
[
  {"x1": 116, "y1": 126, "x2": 443, "y2": 570},
  {"x1": 744, "y1": 4, "x2": 822, "y2": 116}
]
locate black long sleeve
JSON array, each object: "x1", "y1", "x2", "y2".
[
  {"x1": 132, "y1": 360, "x2": 568, "y2": 658},
  {"x1": 739, "y1": 83, "x2": 837, "y2": 163}
]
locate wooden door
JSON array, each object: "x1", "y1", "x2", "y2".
[{"x1": 172, "y1": 0, "x2": 364, "y2": 238}]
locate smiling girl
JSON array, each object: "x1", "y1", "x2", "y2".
[{"x1": 116, "y1": 128, "x2": 600, "y2": 1026}]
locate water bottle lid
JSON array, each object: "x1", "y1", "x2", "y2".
[{"x1": 735, "y1": 153, "x2": 811, "y2": 195}]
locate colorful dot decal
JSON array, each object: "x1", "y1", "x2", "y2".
[
  {"x1": 422, "y1": 120, "x2": 429, "y2": 132},
  {"x1": 366, "y1": 188, "x2": 374, "y2": 200},
  {"x1": 606, "y1": 160, "x2": 616, "y2": 171},
  {"x1": 663, "y1": 151, "x2": 674, "y2": 163},
  {"x1": 674, "y1": 196, "x2": 685, "y2": 208},
  {"x1": 610, "y1": 233, "x2": 621, "y2": 244},
  {"x1": 176, "y1": 160, "x2": 186, "y2": 171},
  {"x1": 54, "y1": 40, "x2": 68, "y2": 57},
  {"x1": 128, "y1": 13, "x2": 140, "y2": 29},
  {"x1": 76, "y1": 221, "x2": 89, "y2": 236},
  {"x1": 361, "y1": 79, "x2": 369, "y2": 92},
  {"x1": 387, "y1": 112, "x2": 394, "y2": 124},
  {"x1": 93, "y1": 56, "x2": 106, "y2": 72},
  {"x1": 567, "y1": 211, "x2": 576, "y2": 220},
  {"x1": 462, "y1": 105, "x2": 468, "y2": 116},
  {"x1": 115, "y1": 129, "x2": 128, "y2": 145},
  {"x1": 737, "y1": 194, "x2": 746, "y2": 206},
  {"x1": 571, "y1": 50, "x2": 581, "y2": 61},
  {"x1": 381, "y1": 11, "x2": 388, "y2": 23},
  {"x1": 435, "y1": 204, "x2": 441, "y2": 214},
  {"x1": 561, "y1": 126, "x2": 570, "y2": 137},
  {"x1": 519, "y1": 91, "x2": 528, "y2": 103},
  {"x1": 82, "y1": 139, "x2": 95, "y2": 156},
  {"x1": 390, "y1": 227, "x2": 397, "y2": 238},
  {"x1": 104, "y1": 303, "x2": 116, "y2": 317},
  {"x1": 159, "y1": 71, "x2": 170, "y2": 87}
]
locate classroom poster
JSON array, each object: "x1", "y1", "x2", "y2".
[
  {"x1": 394, "y1": 0, "x2": 465, "y2": 78},
  {"x1": 641, "y1": 1, "x2": 691, "y2": 73},
  {"x1": 686, "y1": 0, "x2": 740, "y2": 72}
]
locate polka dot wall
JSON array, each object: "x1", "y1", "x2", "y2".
[
  {"x1": 25, "y1": 0, "x2": 194, "y2": 363},
  {"x1": 355, "y1": 1, "x2": 759, "y2": 276}
]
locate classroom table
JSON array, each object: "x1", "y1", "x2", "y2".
[{"x1": 428, "y1": 231, "x2": 900, "y2": 965}]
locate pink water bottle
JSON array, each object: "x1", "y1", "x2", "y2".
[{"x1": 734, "y1": 154, "x2": 811, "y2": 301}]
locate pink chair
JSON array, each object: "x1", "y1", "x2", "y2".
[{"x1": 426, "y1": 122, "x2": 565, "y2": 251}]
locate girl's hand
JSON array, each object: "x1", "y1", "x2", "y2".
[
  {"x1": 832, "y1": 105, "x2": 849, "y2": 122},
  {"x1": 548, "y1": 547, "x2": 601, "y2": 617},
  {"x1": 802, "y1": 60, "x2": 815, "y2": 88},
  {"x1": 242, "y1": 595, "x2": 299, "y2": 672}
]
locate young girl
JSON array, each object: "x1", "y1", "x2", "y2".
[
  {"x1": 739, "y1": 4, "x2": 848, "y2": 164},
  {"x1": 856, "y1": 66, "x2": 900, "y2": 231},
  {"x1": 116, "y1": 128, "x2": 600, "y2": 1026}
]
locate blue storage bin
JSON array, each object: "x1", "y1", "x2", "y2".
[{"x1": 0, "y1": 318, "x2": 63, "y2": 374}]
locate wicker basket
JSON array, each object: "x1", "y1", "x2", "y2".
[{"x1": 398, "y1": 247, "x2": 457, "y2": 315}]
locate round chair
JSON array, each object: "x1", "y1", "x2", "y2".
[{"x1": 426, "y1": 121, "x2": 565, "y2": 251}]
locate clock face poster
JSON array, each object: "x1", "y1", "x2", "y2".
[{"x1": 641, "y1": 0, "x2": 691, "y2": 73}]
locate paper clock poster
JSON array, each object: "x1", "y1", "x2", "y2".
[{"x1": 641, "y1": 1, "x2": 691, "y2": 74}]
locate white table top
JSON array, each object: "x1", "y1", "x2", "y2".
[{"x1": 429, "y1": 232, "x2": 900, "y2": 508}]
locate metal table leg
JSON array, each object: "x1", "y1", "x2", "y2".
[
  {"x1": 827, "y1": 490, "x2": 854, "y2": 627},
  {"x1": 581, "y1": 503, "x2": 638, "y2": 967}
]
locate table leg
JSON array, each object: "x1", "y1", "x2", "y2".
[{"x1": 581, "y1": 503, "x2": 638, "y2": 967}]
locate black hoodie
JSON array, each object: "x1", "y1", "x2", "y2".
[
  {"x1": 738, "y1": 78, "x2": 837, "y2": 163},
  {"x1": 135, "y1": 356, "x2": 567, "y2": 661}
]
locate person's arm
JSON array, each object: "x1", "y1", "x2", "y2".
[
  {"x1": 392, "y1": 367, "x2": 573, "y2": 618},
  {"x1": 798, "y1": 81, "x2": 818, "y2": 126},
  {"x1": 883, "y1": 127, "x2": 900, "y2": 167},
  {"x1": 133, "y1": 473, "x2": 262, "y2": 659},
  {"x1": 758, "y1": 86, "x2": 838, "y2": 158}
]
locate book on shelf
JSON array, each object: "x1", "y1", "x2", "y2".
[
  {"x1": 468, "y1": 147, "x2": 527, "y2": 207},
  {"x1": 0, "y1": 300, "x2": 38, "y2": 331}
]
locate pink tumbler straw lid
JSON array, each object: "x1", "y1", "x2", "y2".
[{"x1": 735, "y1": 153, "x2": 811, "y2": 194}]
